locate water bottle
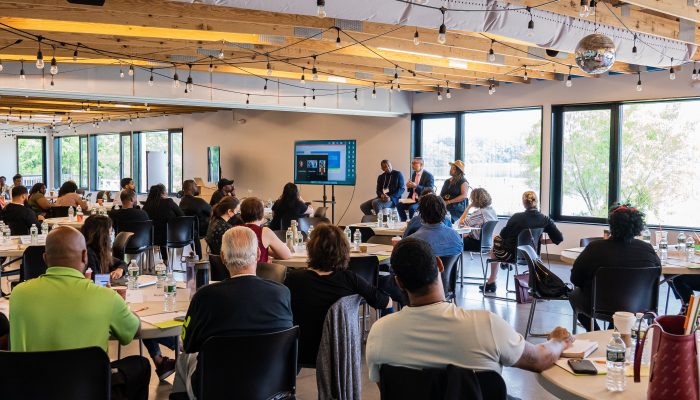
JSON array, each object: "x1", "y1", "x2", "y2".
[
  {"x1": 630, "y1": 313, "x2": 650, "y2": 365},
  {"x1": 353, "y1": 229, "x2": 361, "y2": 250},
  {"x1": 127, "y1": 260, "x2": 140, "y2": 290},
  {"x1": 307, "y1": 225, "x2": 314, "y2": 241},
  {"x1": 659, "y1": 236, "x2": 668, "y2": 264},
  {"x1": 41, "y1": 220, "x2": 49, "y2": 235},
  {"x1": 3, "y1": 227, "x2": 10, "y2": 243},
  {"x1": 678, "y1": 232, "x2": 687, "y2": 259},
  {"x1": 90, "y1": 207, "x2": 97, "y2": 216},
  {"x1": 29, "y1": 225, "x2": 38, "y2": 244},
  {"x1": 376, "y1": 209, "x2": 383, "y2": 228},
  {"x1": 163, "y1": 273, "x2": 177, "y2": 312},
  {"x1": 344, "y1": 226, "x2": 352, "y2": 243},
  {"x1": 154, "y1": 261, "x2": 167, "y2": 289},
  {"x1": 285, "y1": 227, "x2": 294, "y2": 250},
  {"x1": 76, "y1": 205, "x2": 83, "y2": 221},
  {"x1": 68, "y1": 206, "x2": 75, "y2": 221},
  {"x1": 606, "y1": 332, "x2": 627, "y2": 392},
  {"x1": 687, "y1": 235, "x2": 696, "y2": 262},
  {"x1": 294, "y1": 230, "x2": 304, "y2": 249},
  {"x1": 641, "y1": 227, "x2": 651, "y2": 244},
  {"x1": 446, "y1": 211, "x2": 452, "y2": 223}
]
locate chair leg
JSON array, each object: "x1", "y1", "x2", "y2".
[
  {"x1": 664, "y1": 284, "x2": 671, "y2": 315},
  {"x1": 572, "y1": 312, "x2": 578, "y2": 335},
  {"x1": 458, "y1": 253, "x2": 463, "y2": 288},
  {"x1": 525, "y1": 298, "x2": 537, "y2": 340}
]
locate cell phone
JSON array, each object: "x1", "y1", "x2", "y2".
[
  {"x1": 568, "y1": 359, "x2": 598, "y2": 375},
  {"x1": 95, "y1": 274, "x2": 110, "y2": 287},
  {"x1": 174, "y1": 316, "x2": 186, "y2": 322}
]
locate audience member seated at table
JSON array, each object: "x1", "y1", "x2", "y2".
[
  {"x1": 270, "y1": 182, "x2": 314, "y2": 230},
  {"x1": 407, "y1": 194, "x2": 462, "y2": 257},
  {"x1": 457, "y1": 188, "x2": 498, "y2": 252},
  {"x1": 670, "y1": 241, "x2": 700, "y2": 311},
  {"x1": 569, "y1": 204, "x2": 660, "y2": 331},
  {"x1": 108, "y1": 189, "x2": 150, "y2": 233},
  {"x1": 81, "y1": 215, "x2": 126, "y2": 281},
  {"x1": 397, "y1": 157, "x2": 434, "y2": 222},
  {"x1": 9, "y1": 226, "x2": 150, "y2": 399},
  {"x1": 284, "y1": 224, "x2": 392, "y2": 365},
  {"x1": 1, "y1": 186, "x2": 42, "y2": 235},
  {"x1": 366, "y1": 238, "x2": 574, "y2": 383},
  {"x1": 7, "y1": 173, "x2": 22, "y2": 195},
  {"x1": 172, "y1": 227, "x2": 293, "y2": 399},
  {"x1": 27, "y1": 182, "x2": 51, "y2": 216},
  {"x1": 360, "y1": 159, "x2": 405, "y2": 216},
  {"x1": 179, "y1": 179, "x2": 212, "y2": 259},
  {"x1": 205, "y1": 197, "x2": 239, "y2": 255},
  {"x1": 0, "y1": 175, "x2": 9, "y2": 199},
  {"x1": 209, "y1": 178, "x2": 235, "y2": 206},
  {"x1": 0, "y1": 313, "x2": 7, "y2": 350},
  {"x1": 481, "y1": 191, "x2": 563, "y2": 294},
  {"x1": 143, "y1": 183, "x2": 184, "y2": 261},
  {"x1": 240, "y1": 197, "x2": 291, "y2": 263},
  {"x1": 112, "y1": 177, "x2": 136, "y2": 207},
  {"x1": 439, "y1": 160, "x2": 469, "y2": 222},
  {"x1": 402, "y1": 188, "x2": 452, "y2": 238},
  {"x1": 55, "y1": 180, "x2": 89, "y2": 210}
]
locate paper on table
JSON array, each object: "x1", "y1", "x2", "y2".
[
  {"x1": 372, "y1": 251, "x2": 393, "y2": 256},
  {"x1": 19, "y1": 235, "x2": 46, "y2": 245},
  {"x1": 144, "y1": 288, "x2": 191, "y2": 302},
  {"x1": 141, "y1": 312, "x2": 186, "y2": 329},
  {"x1": 126, "y1": 290, "x2": 144, "y2": 304},
  {"x1": 555, "y1": 358, "x2": 649, "y2": 377},
  {"x1": 398, "y1": 199, "x2": 416, "y2": 204},
  {"x1": 137, "y1": 275, "x2": 157, "y2": 288}
]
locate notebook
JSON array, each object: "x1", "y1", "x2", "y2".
[{"x1": 561, "y1": 340, "x2": 598, "y2": 358}]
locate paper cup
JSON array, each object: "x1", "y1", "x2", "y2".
[
  {"x1": 391, "y1": 236, "x2": 401, "y2": 247},
  {"x1": 613, "y1": 311, "x2": 636, "y2": 334},
  {"x1": 359, "y1": 245, "x2": 368, "y2": 253},
  {"x1": 113, "y1": 286, "x2": 127, "y2": 300}
]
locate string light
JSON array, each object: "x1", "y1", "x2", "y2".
[
  {"x1": 566, "y1": 66, "x2": 573, "y2": 87},
  {"x1": 217, "y1": 49, "x2": 225, "y2": 59},
  {"x1": 317, "y1": 0, "x2": 326, "y2": 18},
  {"x1": 527, "y1": 7, "x2": 534, "y2": 37},
  {"x1": 173, "y1": 68, "x2": 180, "y2": 88},
  {"x1": 128, "y1": 64, "x2": 134, "y2": 77},
  {"x1": 19, "y1": 60, "x2": 25, "y2": 80},
  {"x1": 0, "y1": 60, "x2": 3, "y2": 72},
  {"x1": 312, "y1": 56, "x2": 319, "y2": 80},
  {"x1": 335, "y1": 27, "x2": 341, "y2": 48},
  {"x1": 372, "y1": 82, "x2": 377, "y2": 99},
  {"x1": 148, "y1": 68, "x2": 154, "y2": 86},
  {"x1": 119, "y1": 65, "x2": 124, "y2": 78},
  {"x1": 186, "y1": 64, "x2": 194, "y2": 93},
  {"x1": 49, "y1": 46, "x2": 58, "y2": 75},
  {"x1": 266, "y1": 55, "x2": 273, "y2": 76},
  {"x1": 669, "y1": 58, "x2": 676, "y2": 80},
  {"x1": 636, "y1": 71, "x2": 642, "y2": 92},
  {"x1": 580, "y1": 0, "x2": 589, "y2": 17},
  {"x1": 35, "y1": 37, "x2": 44, "y2": 69},
  {"x1": 208, "y1": 57, "x2": 214, "y2": 73},
  {"x1": 246, "y1": 94, "x2": 250, "y2": 105},
  {"x1": 632, "y1": 35, "x2": 638, "y2": 55},
  {"x1": 437, "y1": 7, "x2": 447, "y2": 44},
  {"x1": 589, "y1": 0, "x2": 596, "y2": 16},
  {"x1": 488, "y1": 40, "x2": 496, "y2": 62},
  {"x1": 73, "y1": 43, "x2": 79, "y2": 61},
  {"x1": 303, "y1": 96, "x2": 307, "y2": 107},
  {"x1": 693, "y1": 62, "x2": 698, "y2": 81},
  {"x1": 300, "y1": 67, "x2": 306, "y2": 85},
  {"x1": 445, "y1": 81, "x2": 451, "y2": 99},
  {"x1": 263, "y1": 78, "x2": 268, "y2": 91},
  {"x1": 437, "y1": 85, "x2": 443, "y2": 101},
  {"x1": 413, "y1": 28, "x2": 420, "y2": 45},
  {"x1": 50, "y1": 74, "x2": 54, "y2": 86},
  {"x1": 354, "y1": 88, "x2": 358, "y2": 102},
  {"x1": 312, "y1": 89, "x2": 316, "y2": 100},
  {"x1": 523, "y1": 66, "x2": 528, "y2": 81}
]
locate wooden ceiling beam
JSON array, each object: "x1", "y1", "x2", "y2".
[{"x1": 623, "y1": 0, "x2": 700, "y2": 24}]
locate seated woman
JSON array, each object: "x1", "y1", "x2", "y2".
[
  {"x1": 143, "y1": 184, "x2": 184, "y2": 261},
  {"x1": 284, "y1": 224, "x2": 392, "y2": 365},
  {"x1": 240, "y1": 197, "x2": 292, "y2": 263},
  {"x1": 55, "y1": 180, "x2": 88, "y2": 210},
  {"x1": 482, "y1": 191, "x2": 563, "y2": 293},
  {"x1": 205, "y1": 197, "x2": 239, "y2": 255},
  {"x1": 439, "y1": 160, "x2": 468, "y2": 222},
  {"x1": 457, "y1": 188, "x2": 498, "y2": 252},
  {"x1": 28, "y1": 182, "x2": 51, "y2": 216},
  {"x1": 570, "y1": 205, "x2": 660, "y2": 331},
  {"x1": 81, "y1": 214, "x2": 126, "y2": 281},
  {"x1": 269, "y1": 182, "x2": 313, "y2": 231}
]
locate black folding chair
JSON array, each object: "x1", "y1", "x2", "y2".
[
  {"x1": 349, "y1": 256, "x2": 380, "y2": 341},
  {"x1": 112, "y1": 231, "x2": 134, "y2": 262},
  {"x1": 21, "y1": 245, "x2": 47, "y2": 281},
  {"x1": 0, "y1": 346, "x2": 111, "y2": 399},
  {"x1": 198, "y1": 327, "x2": 299, "y2": 400},
  {"x1": 46, "y1": 206, "x2": 70, "y2": 218},
  {"x1": 580, "y1": 237, "x2": 604, "y2": 247},
  {"x1": 485, "y1": 228, "x2": 543, "y2": 302},
  {"x1": 439, "y1": 254, "x2": 461, "y2": 303},
  {"x1": 297, "y1": 217, "x2": 330, "y2": 234},
  {"x1": 208, "y1": 253, "x2": 230, "y2": 282},
  {"x1": 348, "y1": 226, "x2": 375, "y2": 243},
  {"x1": 119, "y1": 220, "x2": 154, "y2": 271},
  {"x1": 361, "y1": 214, "x2": 378, "y2": 223},
  {"x1": 257, "y1": 262, "x2": 287, "y2": 283},
  {"x1": 461, "y1": 220, "x2": 499, "y2": 287},
  {"x1": 166, "y1": 216, "x2": 196, "y2": 271}
]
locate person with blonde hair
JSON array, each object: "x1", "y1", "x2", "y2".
[
  {"x1": 457, "y1": 188, "x2": 498, "y2": 251},
  {"x1": 480, "y1": 191, "x2": 563, "y2": 293}
]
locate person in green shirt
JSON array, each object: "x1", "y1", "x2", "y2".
[{"x1": 9, "y1": 226, "x2": 151, "y2": 399}]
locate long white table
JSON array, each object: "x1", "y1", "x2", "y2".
[
  {"x1": 273, "y1": 243, "x2": 395, "y2": 269},
  {"x1": 348, "y1": 222, "x2": 477, "y2": 237},
  {"x1": 43, "y1": 217, "x2": 85, "y2": 229}
]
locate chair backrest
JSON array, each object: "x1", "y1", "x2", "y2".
[
  {"x1": 367, "y1": 235, "x2": 393, "y2": 245},
  {"x1": 361, "y1": 214, "x2": 378, "y2": 223},
  {"x1": 95, "y1": 191, "x2": 112, "y2": 201},
  {"x1": 348, "y1": 256, "x2": 379, "y2": 287},
  {"x1": 349, "y1": 226, "x2": 375, "y2": 243},
  {"x1": 167, "y1": 216, "x2": 195, "y2": 247},
  {"x1": 297, "y1": 217, "x2": 330, "y2": 234},
  {"x1": 119, "y1": 220, "x2": 154, "y2": 254},
  {"x1": 207, "y1": 253, "x2": 230, "y2": 281},
  {"x1": 199, "y1": 327, "x2": 299, "y2": 400},
  {"x1": 313, "y1": 207, "x2": 328, "y2": 218},
  {"x1": 112, "y1": 231, "x2": 134, "y2": 262},
  {"x1": 592, "y1": 267, "x2": 660, "y2": 320},
  {"x1": 379, "y1": 364, "x2": 507, "y2": 400},
  {"x1": 0, "y1": 347, "x2": 111, "y2": 399},
  {"x1": 580, "y1": 237, "x2": 604, "y2": 247},
  {"x1": 273, "y1": 230, "x2": 287, "y2": 242},
  {"x1": 21, "y1": 245, "x2": 47, "y2": 281},
  {"x1": 479, "y1": 220, "x2": 499, "y2": 250},
  {"x1": 439, "y1": 254, "x2": 461, "y2": 301},
  {"x1": 515, "y1": 228, "x2": 544, "y2": 265},
  {"x1": 257, "y1": 262, "x2": 287, "y2": 283},
  {"x1": 47, "y1": 206, "x2": 70, "y2": 218}
]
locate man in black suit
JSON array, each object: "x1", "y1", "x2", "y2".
[
  {"x1": 108, "y1": 190, "x2": 149, "y2": 233},
  {"x1": 178, "y1": 180, "x2": 211, "y2": 259},
  {"x1": 1, "y1": 186, "x2": 42, "y2": 235},
  {"x1": 397, "y1": 157, "x2": 434, "y2": 221},
  {"x1": 172, "y1": 226, "x2": 293, "y2": 399}
]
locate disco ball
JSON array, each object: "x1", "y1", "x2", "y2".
[{"x1": 574, "y1": 33, "x2": 616, "y2": 74}]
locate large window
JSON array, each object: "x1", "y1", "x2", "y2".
[
  {"x1": 137, "y1": 129, "x2": 183, "y2": 194},
  {"x1": 16, "y1": 136, "x2": 46, "y2": 186},
  {"x1": 95, "y1": 134, "x2": 121, "y2": 191},
  {"x1": 462, "y1": 108, "x2": 542, "y2": 216},
  {"x1": 121, "y1": 134, "x2": 132, "y2": 179},
  {"x1": 55, "y1": 136, "x2": 80, "y2": 188},
  {"x1": 415, "y1": 116, "x2": 458, "y2": 191},
  {"x1": 80, "y1": 136, "x2": 88, "y2": 188}
]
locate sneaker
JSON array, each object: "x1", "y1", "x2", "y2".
[
  {"x1": 156, "y1": 356, "x2": 176, "y2": 381},
  {"x1": 479, "y1": 282, "x2": 497, "y2": 293}
]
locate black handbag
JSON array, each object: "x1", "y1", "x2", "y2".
[{"x1": 529, "y1": 256, "x2": 571, "y2": 298}]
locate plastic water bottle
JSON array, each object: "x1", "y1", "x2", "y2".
[
  {"x1": 631, "y1": 313, "x2": 650, "y2": 365},
  {"x1": 3, "y1": 227, "x2": 10, "y2": 243},
  {"x1": 659, "y1": 236, "x2": 668, "y2": 264},
  {"x1": 606, "y1": 332, "x2": 627, "y2": 392},
  {"x1": 641, "y1": 227, "x2": 651, "y2": 244},
  {"x1": 376, "y1": 209, "x2": 383, "y2": 228},
  {"x1": 285, "y1": 227, "x2": 294, "y2": 250},
  {"x1": 163, "y1": 273, "x2": 177, "y2": 312},
  {"x1": 90, "y1": 207, "x2": 97, "y2": 216},
  {"x1": 41, "y1": 220, "x2": 49, "y2": 235},
  {"x1": 687, "y1": 235, "x2": 696, "y2": 262},
  {"x1": 127, "y1": 260, "x2": 140, "y2": 290},
  {"x1": 344, "y1": 226, "x2": 352, "y2": 243},
  {"x1": 678, "y1": 232, "x2": 687, "y2": 259},
  {"x1": 353, "y1": 229, "x2": 361, "y2": 250},
  {"x1": 29, "y1": 225, "x2": 38, "y2": 244},
  {"x1": 307, "y1": 225, "x2": 314, "y2": 241},
  {"x1": 155, "y1": 261, "x2": 167, "y2": 289},
  {"x1": 68, "y1": 206, "x2": 75, "y2": 221},
  {"x1": 294, "y1": 230, "x2": 304, "y2": 249}
]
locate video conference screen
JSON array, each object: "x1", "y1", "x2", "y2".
[{"x1": 294, "y1": 140, "x2": 356, "y2": 186}]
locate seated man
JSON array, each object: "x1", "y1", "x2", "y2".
[
  {"x1": 397, "y1": 157, "x2": 433, "y2": 222},
  {"x1": 9, "y1": 226, "x2": 150, "y2": 399},
  {"x1": 209, "y1": 178, "x2": 235, "y2": 206},
  {"x1": 1, "y1": 185, "x2": 42, "y2": 235},
  {"x1": 360, "y1": 160, "x2": 405, "y2": 216},
  {"x1": 172, "y1": 226, "x2": 293, "y2": 399},
  {"x1": 111, "y1": 177, "x2": 136, "y2": 207},
  {"x1": 179, "y1": 179, "x2": 212, "y2": 259},
  {"x1": 367, "y1": 238, "x2": 574, "y2": 388},
  {"x1": 407, "y1": 194, "x2": 462, "y2": 257},
  {"x1": 109, "y1": 189, "x2": 149, "y2": 233}
]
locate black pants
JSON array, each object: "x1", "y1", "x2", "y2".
[
  {"x1": 670, "y1": 274, "x2": 700, "y2": 306},
  {"x1": 463, "y1": 237, "x2": 481, "y2": 252},
  {"x1": 111, "y1": 355, "x2": 151, "y2": 400}
]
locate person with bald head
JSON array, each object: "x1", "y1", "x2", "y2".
[{"x1": 9, "y1": 226, "x2": 151, "y2": 399}]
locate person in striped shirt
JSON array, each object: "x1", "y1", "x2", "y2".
[{"x1": 457, "y1": 188, "x2": 498, "y2": 251}]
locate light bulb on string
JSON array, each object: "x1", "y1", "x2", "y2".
[
  {"x1": 119, "y1": 66, "x2": 124, "y2": 78},
  {"x1": 266, "y1": 57, "x2": 273, "y2": 76},
  {"x1": 580, "y1": 0, "x2": 589, "y2": 17},
  {"x1": 589, "y1": 0, "x2": 596, "y2": 16},
  {"x1": 73, "y1": 44, "x2": 79, "y2": 61},
  {"x1": 0, "y1": 60, "x2": 4, "y2": 72},
  {"x1": 312, "y1": 56, "x2": 319, "y2": 80},
  {"x1": 185, "y1": 64, "x2": 194, "y2": 93},
  {"x1": 300, "y1": 68, "x2": 306, "y2": 85},
  {"x1": 148, "y1": 68, "x2": 154, "y2": 86},
  {"x1": 50, "y1": 56, "x2": 58, "y2": 76},
  {"x1": 173, "y1": 69, "x2": 180, "y2": 88},
  {"x1": 335, "y1": 27, "x2": 341, "y2": 48},
  {"x1": 488, "y1": 41, "x2": 496, "y2": 62},
  {"x1": 208, "y1": 60, "x2": 214, "y2": 73},
  {"x1": 390, "y1": 84, "x2": 394, "y2": 92},
  {"x1": 526, "y1": 7, "x2": 534, "y2": 37},
  {"x1": 523, "y1": 66, "x2": 528, "y2": 81},
  {"x1": 246, "y1": 94, "x2": 250, "y2": 105},
  {"x1": 317, "y1": 0, "x2": 326, "y2": 18},
  {"x1": 128, "y1": 64, "x2": 134, "y2": 77},
  {"x1": 632, "y1": 35, "x2": 638, "y2": 56},
  {"x1": 693, "y1": 63, "x2": 698, "y2": 80},
  {"x1": 303, "y1": 96, "x2": 307, "y2": 108},
  {"x1": 670, "y1": 59, "x2": 676, "y2": 80},
  {"x1": 354, "y1": 88, "x2": 358, "y2": 102},
  {"x1": 50, "y1": 75, "x2": 54, "y2": 86},
  {"x1": 312, "y1": 89, "x2": 316, "y2": 100},
  {"x1": 372, "y1": 82, "x2": 377, "y2": 99},
  {"x1": 35, "y1": 38, "x2": 44, "y2": 69},
  {"x1": 437, "y1": 86, "x2": 443, "y2": 101},
  {"x1": 413, "y1": 28, "x2": 420, "y2": 45},
  {"x1": 636, "y1": 72, "x2": 643, "y2": 92},
  {"x1": 263, "y1": 79, "x2": 268, "y2": 91},
  {"x1": 445, "y1": 82, "x2": 451, "y2": 99},
  {"x1": 217, "y1": 49, "x2": 224, "y2": 59},
  {"x1": 437, "y1": 7, "x2": 447, "y2": 44},
  {"x1": 19, "y1": 60, "x2": 25, "y2": 80}
]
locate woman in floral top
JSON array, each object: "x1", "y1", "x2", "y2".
[{"x1": 205, "y1": 197, "x2": 239, "y2": 255}]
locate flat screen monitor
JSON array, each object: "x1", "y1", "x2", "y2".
[{"x1": 294, "y1": 140, "x2": 356, "y2": 186}]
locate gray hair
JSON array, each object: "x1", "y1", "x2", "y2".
[{"x1": 221, "y1": 226, "x2": 258, "y2": 272}]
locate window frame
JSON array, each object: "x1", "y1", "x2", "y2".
[
  {"x1": 134, "y1": 128, "x2": 183, "y2": 195},
  {"x1": 16, "y1": 136, "x2": 47, "y2": 185}
]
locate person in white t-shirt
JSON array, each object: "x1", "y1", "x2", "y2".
[{"x1": 366, "y1": 237, "x2": 574, "y2": 386}]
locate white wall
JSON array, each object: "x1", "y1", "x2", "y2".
[
  {"x1": 0, "y1": 135, "x2": 17, "y2": 179},
  {"x1": 413, "y1": 69, "x2": 700, "y2": 253}
]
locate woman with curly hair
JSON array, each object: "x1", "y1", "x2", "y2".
[
  {"x1": 457, "y1": 188, "x2": 498, "y2": 251},
  {"x1": 569, "y1": 204, "x2": 660, "y2": 331}
]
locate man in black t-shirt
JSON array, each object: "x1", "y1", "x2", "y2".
[
  {"x1": 179, "y1": 180, "x2": 211, "y2": 259},
  {"x1": 1, "y1": 186, "x2": 42, "y2": 235},
  {"x1": 108, "y1": 190, "x2": 149, "y2": 233},
  {"x1": 172, "y1": 226, "x2": 292, "y2": 398},
  {"x1": 209, "y1": 178, "x2": 235, "y2": 206}
]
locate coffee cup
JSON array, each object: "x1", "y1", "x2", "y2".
[
  {"x1": 613, "y1": 311, "x2": 636, "y2": 335},
  {"x1": 359, "y1": 245, "x2": 368, "y2": 253},
  {"x1": 391, "y1": 236, "x2": 401, "y2": 247}
]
